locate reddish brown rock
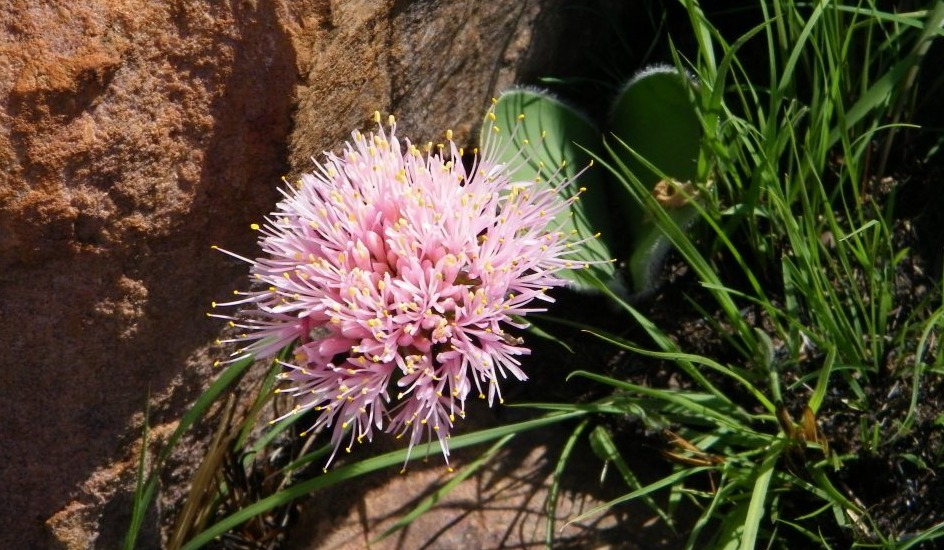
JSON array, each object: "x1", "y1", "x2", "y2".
[
  {"x1": 284, "y1": 422, "x2": 672, "y2": 550},
  {"x1": 289, "y1": 0, "x2": 562, "y2": 170},
  {"x1": 291, "y1": 446, "x2": 630, "y2": 550},
  {"x1": 1, "y1": 1, "x2": 304, "y2": 547},
  {"x1": 165, "y1": 395, "x2": 672, "y2": 549},
  {"x1": 0, "y1": 0, "x2": 577, "y2": 548}
]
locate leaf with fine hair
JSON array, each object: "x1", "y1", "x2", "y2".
[
  {"x1": 486, "y1": 89, "x2": 618, "y2": 291},
  {"x1": 607, "y1": 66, "x2": 704, "y2": 294}
]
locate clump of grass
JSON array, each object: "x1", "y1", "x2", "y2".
[{"x1": 534, "y1": 1, "x2": 944, "y2": 548}]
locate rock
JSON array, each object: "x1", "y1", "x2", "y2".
[
  {"x1": 0, "y1": 0, "x2": 304, "y2": 546},
  {"x1": 289, "y1": 0, "x2": 561, "y2": 170},
  {"x1": 283, "y1": 413, "x2": 670, "y2": 550},
  {"x1": 0, "y1": 0, "x2": 577, "y2": 548}
]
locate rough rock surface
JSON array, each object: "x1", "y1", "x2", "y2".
[
  {"x1": 0, "y1": 0, "x2": 574, "y2": 548},
  {"x1": 292, "y1": 447, "x2": 623, "y2": 550},
  {"x1": 288, "y1": 0, "x2": 561, "y2": 171},
  {"x1": 284, "y1": 408, "x2": 675, "y2": 550}
]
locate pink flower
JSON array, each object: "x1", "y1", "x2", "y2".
[{"x1": 212, "y1": 109, "x2": 593, "y2": 468}]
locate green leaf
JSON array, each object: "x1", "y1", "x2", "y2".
[
  {"x1": 739, "y1": 446, "x2": 778, "y2": 550},
  {"x1": 826, "y1": 2, "x2": 944, "y2": 149},
  {"x1": 564, "y1": 465, "x2": 712, "y2": 528},
  {"x1": 124, "y1": 398, "x2": 152, "y2": 550},
  {"x1": 607, "y1": 66, "x2": 704, "y2": 293},
  {"x1": 609, "y1": 66, "x2": 701, "y2": 188},
  {"x1": 589, "y1": 425, "x2": 674, "y2": 528},
  {"x1": 545, "y1": 419, "x2": 589, "y2": 547},
  {"x1": 486, "y1": 89, "x2": 617, "y2": 291}
]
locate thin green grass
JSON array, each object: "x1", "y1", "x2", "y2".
[
  {"x1": 124, "y1": 354, "x2": 257, "y2": 550},
  {"x1": 552, "y1": 0, "x2": 944, "y2": 547}
]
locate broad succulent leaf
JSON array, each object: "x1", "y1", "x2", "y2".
[
  {"x1": 608, "y1": 66, "x2": 703, "y2": 294},
  {"x1": 485, "y1": 89, "x2": 617, "y2": 291}
]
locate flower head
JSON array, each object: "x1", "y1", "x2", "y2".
[{"x1": 212, "y1": 109, "x2": 593, "y2": 467}]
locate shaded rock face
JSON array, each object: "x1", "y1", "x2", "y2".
[
  {"x1": 289, "y1": 0, "x2": 559, "y2": 170},
  {"x1": 0, "y1": 0, "x2": 566, "y2": 548},
  {"x1": 284, "y1": 404, "x2": 676, "y2": 550},
  {"x1": 1, "y1": 1, "x2": 304, "y2": 548}
]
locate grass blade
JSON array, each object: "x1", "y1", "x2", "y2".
[
  {"x1": 739, "y1": 446, "x2": 777, "y2": 550},
  {"x1": 179, "y1": 411, "x2": 584, "y2": 550},
  {"x1": 370, "y1": 434, "x2": 516, "y2": 543}
]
